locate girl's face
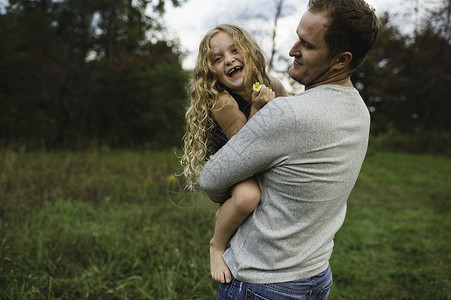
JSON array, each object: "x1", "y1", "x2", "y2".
[{"x1": 210, "y1": 31, "x2": 245, "y2": 92}]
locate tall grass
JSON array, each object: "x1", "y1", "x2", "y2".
[
  {"x1": 0, "y1": 148, "x2": 450, "y2": 299},
  {"x1": 0, "y1": 149, "x2": 217, "y2": 299}
]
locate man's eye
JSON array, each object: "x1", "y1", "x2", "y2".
[{"x1": 301, "y1": 40, "x2": 312, "y2": 48}]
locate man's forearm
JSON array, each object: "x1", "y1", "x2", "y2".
[
  {"x1": 200, "y1": 99, "x2": 292, "y2": 202},
  {"x1": 199, "y1": 138, "x2": 254, "y2": 202}
]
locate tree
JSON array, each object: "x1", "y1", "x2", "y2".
[
  {"x1": 352, "y1": 13, "x2": 412, "y2": 134},
  {"x1": 353, "y1": 1, "x2": 451, "y2": 135},
  {"x1": 0, "y1": 0, "x2": 188, "y2": 149},
  {"x1": 231, "y1": 0, "x2": 298, "y2": 72}
]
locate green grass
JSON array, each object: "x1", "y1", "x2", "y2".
[
  {"x1": 330, "y1": 150, "x2": 451, "y2": 299},
  {"x1": 0, "y1": 148, "x2": 450, "y2": 299}
]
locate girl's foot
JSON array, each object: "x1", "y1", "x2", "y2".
[{"x1": 210, "y1": 240, "x2": 232, "y2": 283}]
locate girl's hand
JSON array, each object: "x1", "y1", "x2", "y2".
[{"x1": 250, "y1": 84, "x2": 276, "y2": 117}]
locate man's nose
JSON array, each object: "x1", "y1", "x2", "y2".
[{"x1": 289, "y1": 41, "x2": 300, "y2": 57}]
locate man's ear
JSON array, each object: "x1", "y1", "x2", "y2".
[{"x1": 332, "y1": 52, "x2": 352, "y2": 71}]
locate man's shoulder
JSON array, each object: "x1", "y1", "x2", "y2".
[
  {"x1": 286, "y1": 85, "x2": 361, "y2": 104},
  {"x1": 262, "y1": 96, "x2": 297, "y2": 116}
]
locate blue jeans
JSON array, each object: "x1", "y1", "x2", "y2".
[{"x1": 217, "y1": 265, "x2": 332, "y2": 300}]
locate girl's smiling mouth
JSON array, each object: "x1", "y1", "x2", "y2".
[{"x1": 228, "y1": 66, "x2": 243, "y2": 77}]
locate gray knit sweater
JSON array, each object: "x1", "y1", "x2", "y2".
[{"x1": 200, "y1": 85, "x2": 370, "y2": 284}]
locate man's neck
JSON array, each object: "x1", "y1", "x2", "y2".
[{"x1": 305, "y1": 71, "x2": 353, "y2": 91}]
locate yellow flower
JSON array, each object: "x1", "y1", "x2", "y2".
[
  {"x1": 166, "y1": 174, "x2": 177, "y2": 186},
  {"x1": 252, "y1": 82, "x2": 262, "y2": 92}
]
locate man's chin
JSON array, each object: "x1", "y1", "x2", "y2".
[
  {"x1": 288, "y1": 69, "x2": 302, "y2": 84},
  {"x1": 288, "y1": 67, "x2": 295, "y2": 79}
]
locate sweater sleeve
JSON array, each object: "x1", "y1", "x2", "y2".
[{"x1": 199, "y1": 98, "x2": 296, "y2": 202}]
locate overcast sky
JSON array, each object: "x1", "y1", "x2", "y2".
[{"x1": 162, "y1": 0, "x2": 421, "y2": 70}]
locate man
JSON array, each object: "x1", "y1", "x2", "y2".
[{"x1": 199, "y1": 0, "x2": 379, "y2": 298}]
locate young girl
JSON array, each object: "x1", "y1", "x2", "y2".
[{"x1": 181, "y1": 24, "x2": 288, "y2": 284}]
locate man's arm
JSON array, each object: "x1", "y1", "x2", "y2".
[{"x1": 200, "y1": 98, "x2": 295, "y2": 202}]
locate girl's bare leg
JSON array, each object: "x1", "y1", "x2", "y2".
[{"x1": 210, "y1": 177, "x2": 260, "y2": 283}]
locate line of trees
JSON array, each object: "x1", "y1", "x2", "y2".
[
  {"x1": 0, "y1": 0, "x2": 189, "y2": 149},
  {"x1": 353, "y1": 4, "x2": 451, "y2": 136},
  {"x1": 0, "y1": 0, "x2": 450, "y2": 150}
]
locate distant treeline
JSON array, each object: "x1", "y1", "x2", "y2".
[
  {"x1": 0, "y1": 0, "x2": 189, "y2": 149},
  {"x1": 353, "y1": 9, "x2": 451, "y2": 137},
  {"x1": 0, "y1": 0, "x2": 450, "y2": 150}
]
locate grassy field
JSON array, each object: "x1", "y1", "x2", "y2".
[{"x1": 0, "y1": 148, "x2": 450, "y2": 299}]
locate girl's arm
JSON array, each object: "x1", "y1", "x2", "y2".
[
  {"x1": 214, "y1": 77, "x2": 287, "y2": 138},
  {"x1": 270, "y1": 76, "x2": 289, "y2": 97},
  {"x1": 212, "y1": 93, "x2": 247, "y2": 140}
]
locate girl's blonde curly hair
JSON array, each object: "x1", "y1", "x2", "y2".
[{"x1": 181, "y1": 24, "x2": 272, "y2": 190}]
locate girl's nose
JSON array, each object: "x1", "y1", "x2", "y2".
[{"x1": 225, "y1": 54, "x2": 235, "y2": 65}]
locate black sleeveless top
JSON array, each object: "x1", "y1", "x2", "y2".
[{"x1": 208, "y1": 91, "x2": 251, "y2": 156}]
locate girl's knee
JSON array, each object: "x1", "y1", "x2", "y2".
[{"x1": 232, "y1": 184, "x2": 260, "y2": 213}]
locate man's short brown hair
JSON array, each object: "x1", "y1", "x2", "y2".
[{"x1": 308, "y1": 0, "x2": 380, "y2": 72}]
